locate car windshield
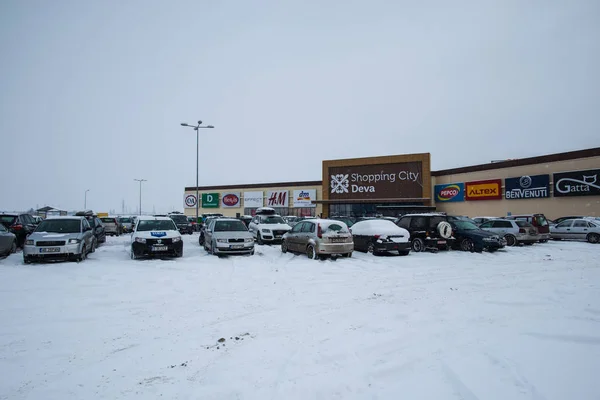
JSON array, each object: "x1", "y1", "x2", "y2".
[
  {"x1": 120, "y1": 218, "x2": 132, "y2": 223},
  {"x1": 101, "y1": 218, "x2": 115, "y2": 223},
  {"x1": 170, "y1": 215, "x2": 189, "y2": 223},
  {"x1": 0, "y1": 215, "x2": 17, "y2": 225},
  {"x1": 137, "y1": 220, "x2": 177, "y2": 231},
  {"x1": 262, "y1": 216, "x2": 285, "y2": 224},
  {"x1": 214, "y1": 220, "x2": 248, "y2": 232},
  {"x1": 452, "y1": 221, "x2": 479, "y2": 230},
  {"x1": 323, "y1": 222, "x2": 349, "y2": 233},
  {"x1": 35, "y1": 219, "x2": 81, "y2": 233}
]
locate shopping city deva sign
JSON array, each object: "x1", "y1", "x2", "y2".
[
  {"x1": 554, "y1": 169, "x2": 600, "y2": 197},
  {"x1": 331, "y1": 170, "x2": 420, "y2": 194},
  {"x1": 465, "y1": 179, "x2": 502, "y2": 201},
  {"x1": 434, "y1": 183, "x2": 464, "y2": 202},
  {"x1": 505, "y1": 175, "x2": 550, "y2": 200}
]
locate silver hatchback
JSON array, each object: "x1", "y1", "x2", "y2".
[
  {"x1": 478, "y1": 218, "x2": 539, "y2": 246},
  {"x1": 281, "y1": 218, "x2": 354, "y2": 259},
  {"x1": 204, "y1": 218, "x2": 255, "y2": 256}
]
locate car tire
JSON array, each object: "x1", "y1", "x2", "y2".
[
  {"x1": 10, "y1": 240, "x2": 17, "y2": 254},
  {"x1": 78, "y1": 246, "x2": 87, "y2": 262},
  {"x1": 367, "y1": 242, "x2": 375, "y2": 254},
  {"x1": 437, "y1": 222, "x2": 452, "y2": 239},
  {"x1": 256, "y1": 233, "x2": 264, "y2": 245},
  {"x1": 281, "y1": 240, "x2": 288, "y2": 253},
  {"x1": 306, "y1": 244, "x2": 317, "y2": 260},
  {"x1": 23, "y1": 256, "x2": 31, "y2": 264},
  {"x1": 399, "y1": 250, "x2": 410, "y2": 256},
  {"x1": 587, "y1": 233, "x2": 600, "y2": 244},
  {"x1": 460, "y1": 238, "x2": 474, "y2": 252},
  {"x1": 539, "y1": 239, "x2": 548, "y2": 243},
  {"x1": 504, "y1": 235, "x2": 517, "y2": 247},
  {"x1": 342, "y1": 252, "x2": 352, "y2": 258},
  {"x1": 411, "y1": 238, "x2": 424, "y2": 252}
]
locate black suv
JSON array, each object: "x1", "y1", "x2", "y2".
[
  {"x1": 396, "y1": 214, "x2": 454, "y2": 252},
  {"x1": 76, "y1": 211, "x2": 106, "y2": 244},
  {"x1": 0, "y1": 213, "x2": 37, "y2": 248},
  {"x1": 168, "y1": 213, "x2": 194, "y2": 235}
]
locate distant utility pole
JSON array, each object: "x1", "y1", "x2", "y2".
[
  {"x1": 133, "y1": 179, "x2": 147, "y2": 216},
  {"x1": 122, "y1": 199, "x2": 125, "y2": 214}
]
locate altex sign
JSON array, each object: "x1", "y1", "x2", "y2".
[{"x1": 465, "y1": 179, "x2": 502, "y2": 201}]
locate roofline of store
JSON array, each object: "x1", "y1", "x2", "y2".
[{"x1": 185, "y1": 147, "x2": 600, "y2": 191}]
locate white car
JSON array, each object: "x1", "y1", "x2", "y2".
[
  {"x1": 130, "y1": 216, "x2": 183, "y2": 259},
  {"x1": 550, "y1": 218, "x2": 600, "y2": 243},
  {"x1": 247, "y1": 207, "x2": 292, "y2": 245}
]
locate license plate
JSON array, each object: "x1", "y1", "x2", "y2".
[
  {"x1": 275, "y1": 235, "x2": 282, "y2": 238},
  {"x1": 231, "y1": 245, "x2": 244, "y2": 249},
  {"x1": 152, "y1": 245, "x2": 168, "y2": 251},
  {"x1": 330, "y1": 238, "x2": 345, "y2": 243},
  {"x1": 437, "y1": 240, "x2": 446, "y2": 244},
  {"x1": 40, "y1": 247, "x2": 60, "y2": 253}
]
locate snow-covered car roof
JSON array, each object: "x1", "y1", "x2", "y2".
[
  {"x1": 473, "y1": 216, "x2": 500, "y2": 219},
  {"x1": 135, "y1": 216, "x2": 174, "y2": 221},
  {"x1": 46, "y1": 216, "x2": 85, "y2": 220},
  {"x1": 351, "y1": 219, "x2": 408, "y2": 236},
  {"x1": 400, "y1": 213, "x2": 447, "y2": 217}
]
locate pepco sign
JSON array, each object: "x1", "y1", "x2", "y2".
[
  {"x1": 434, "y1": 183, "x2": 464, "y2": 202},
  {"x1": 465, "y1": 179, "x2": 502, "y2": 201}
]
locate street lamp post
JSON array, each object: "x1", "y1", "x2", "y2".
[
  {"x1": 134, "y1": 179, "x2": 147, "y2": 215},
  {"x1": 180, "y1": 120, "x2": 214, "y2": 225},
  {"x1": 84, "y1": 189, "x2": 90, "y2": 209}
]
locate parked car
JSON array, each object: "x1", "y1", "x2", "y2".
[
  {"x1": 0, "y1": 212, "x2": 37, "y2": 248},
  {"x1": 283, "y1": 216, "x2": 302, "y2": 227},
  {"x1": 281, "y1": 218, "x2": 353, "y2": 259},
  {"x1": 0, "y1": 224, "x2": 17, "y2": 256},
  {"x1": 119, "y1": 216, "x2": 134, "y2": 233},
  {"x1": 247, "y1": 207, "x2": 292, "y2": 245},
  {"x1": 130, "y1": 216, "x2": 183, "y2": 259},
  {"x1": 187, "y1": 216, "x2": 200, "y2": 232},
  {"x1": 478, "y1": 219, "x2": 539, "y2": 246},
  {"x1": 203, "y1": 218, "x2": 255, "y2": 256},
  {"x1": 472, "y1": 216, "x2": 498, "y2": 226},
  {"x1": 550, "y1": 218, "x2": 600, "y2": 243},
  {"x1": 329, "y1": 216, "x2": 355, "y2": 228},
  {"x1": 549, "y1": 216, "x2": 584, "y2": 226},
  {"x1": 23, "y1": 216, "x2": 95, "y2": 263},
  {"x1": 351, "y1": 219, "x2": 411, "y2": 255},
  {"x1": 201, "y1": 213, "x2": 224, "y2": 222},
  {"x1": 100, "y1": 217, "x2": 122, "y2": 236},
  {"x1": 198, "y1": 216, "x2": 222, "y2": 246},
  {"x1": 76, "y1": 211, "x2": 106, "y2": 244},
  {"x1": 506, "y1": 214, "x2": 550, "y2": 242},
  {"x1": 238, "y1": 215, "x2": 253, "y2": 228},
  {"x1": 169, "y1": 213, "x2": 194, "y2": 235},
  {"x1": 396, "y1": 213, "x2": 454, "y2": 253},
  {"x1": 447, "y1": 219, "x2": 506, "y2": 252}
]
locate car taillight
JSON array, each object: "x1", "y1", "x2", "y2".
[
  {"x1": 373, "y1": 234, "x2": 380, "y2": 239},
  {"x1": 317, "y1": 223, "x2": 322, "y2": 238},
  {"x1": 11, "y1": 224, "x2": 23, "y2": 230},
  {"x1": 519, "y1": 228, "x2": 526, "y2": 234}
]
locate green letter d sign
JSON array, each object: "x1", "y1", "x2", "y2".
[{"x1": 202, "y1": 193, "x2": 219, "y2": 208}]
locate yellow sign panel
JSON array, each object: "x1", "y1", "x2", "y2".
[{"x1": 465, "y1": 179, "x2": 502, "y2": 200}]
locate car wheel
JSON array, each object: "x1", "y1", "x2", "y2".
[
  {"x1": 78, "y1": 246, "x2": 87, "y2": 262},
  {"x1": 367, "y1": 242, "x2": 375, "y2": 254},
  {"x1": 460, "y1": 238, "x2": 474, "y2": 252},
  {"x1": 399, "y1": 250, "x2": 410, "y2": 256},
  {"x1": 256, "y1": 233, "x2": 264, "y2": 245},
  {"x1": 281, "y1": 240, "x2": 288, "y2": 253},
  {"x1": 342, "y1": 252, "x2": 352, "y2": 258},
  {"x1": 23, "y1": 256, "x2": 31, "y2": 264},
  {"x1": 411, "y1": 238, "x2": 424, "y2": 252},
  {"x1": 504, "y1": 235, "x2": 517, "y2": 247},
  {"x1": 306, "y1": 245, "x2": 317, "y2": 259},
  {"x1": 587, "y1": 233, "x2": 600, "y2": 244},
  {"x1": 90, "y1": 239, "x2": 97, "y2": 253},
  {"x1": 539, "y1": 239, "x2": 548, "y2": 243},
  {"x1": 10, "y1": 240, "x2": 17, "y2": 254},
  {"x1": 130, "y1": 250, "x2": 137, "y2": 260}
]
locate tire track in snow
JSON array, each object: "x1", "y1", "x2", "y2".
[
  {"x1": 441, "y1": 362, "x2": 480, "y2": 400},
  {"x1": 484, "y1": 351, "x2": 547, "y2": 400}
]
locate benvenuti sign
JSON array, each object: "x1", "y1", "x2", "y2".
[
  {"x1": 328, "y1": 162, "x2": 423, "y2": 200},
  {"x1": 465, "y1": 179, "x2": 502, "y2": 201}
]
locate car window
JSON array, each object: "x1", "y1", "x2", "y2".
[
  {"x1": 480, "y1": 221, "x2": 493, "y2": 228},
  {"x1": 291, "y1": 222, "x2": 304, "y2": 233},
  {"x1": 556, "y1": 220, "x2": 572, "y2": 228},
  {"x1": 573, "y1": 220, "x2": 588, "y2": 228},
  {"x1": 429, "y1": 216, "x2": 446, "y2": 229},
  {"x1": 214, "y1": 220, "x2": 248, "y2": 232},
  {"x1": 21, "y1": 214, "x2": 32, "y2": 224},
  {"x1": 301, "y1": 222, "x2": 315, "y2": 233},
  {"x1": 101, "y1": 218, "x2": 115, "y2": 223},
  {"x1": 137, "y1": 219, "x2": 177, "y2": 231},
  {"x1": 534, "y1": 215, "x2": 548, "y2": 226},
  {"x1": 588, "y1": 222, "x2": 598, "y2": 228},
  {"x1": 495, "y1": 221, "x2": 512, "y2": 228},
  {"x1": 322, "y1": 222, "x2": 349, "y2": 233},
  {"x1": 0, "y1": 224, "x2": 6, "y2": 232},
  {"x1": 83, "y1": 219, "x2": 90, "y2": 229},
  {"x1": 397, "y1": 217, "x2": 410, "y2": 229},
  {"x1": 409, "y1": 217, "x2": 427, "y2": 230},
  {"x1": 515, "y1": 220, "x2": 532, "y2": 228},
  {"x1": 35, "y1": 219, "x2": 81, "y2": 233},
  {"x1": 0, "y1": 215, "x2": 17, "y2": 225}
]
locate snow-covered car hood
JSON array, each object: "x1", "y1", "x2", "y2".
[
  {"x1": 132, "y1": 230, "x2": 181, "y2": 240},
  {"x1": 28, "y1": 232, "x2": 82, "y2": 242},
  {"x1": 257, "y1": 223, "x2": 291, "y2": 231},
  {"x1": 351, "y1": 220, "x2": 409, "y2": 238}
]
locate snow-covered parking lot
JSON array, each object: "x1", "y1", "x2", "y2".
[{"x1": 1, "y1": 235, "x2": 599, "y2": 400}]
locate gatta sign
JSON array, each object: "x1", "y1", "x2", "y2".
[
  {"x1": 328, "y1": 162, "x2": 423, "y2": 200},
  {"x1": 465, "y1": 179, "x2": 502, "y2": 201}
]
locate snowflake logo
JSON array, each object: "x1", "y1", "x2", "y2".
[{"x1": 331, "y1": 174, "x2": 349, "y2": 193}]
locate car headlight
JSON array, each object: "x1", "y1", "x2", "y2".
[
  {"x1": 245, "y1": 238, "x2": 254, "y2": 243},
  {"x1": 261, "y1": 228, "x2": 271, "y2": 233},
  {"x1": 217, "y1": 239, "x2": 228, "y2": 243},
  {"x1": 172, "y1": 236, "x2": 181, "y2": 243},
  {"x1": 25, "y1": 239, "x2": 34, "y2": 245},
  {"x1": 68, "y1": 239, "x2": 80, "y2": 244},
  {"x1": 135, "y1": 237, "x2": 146, "y2": 243}
]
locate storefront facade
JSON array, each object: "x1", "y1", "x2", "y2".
[{"x1": 183, "y1": 148, "x2": 600, "y2": 221}]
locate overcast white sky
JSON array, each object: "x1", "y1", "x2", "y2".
[{"x1": 1, "y1": 0, "x2": 599, "y2": 213}]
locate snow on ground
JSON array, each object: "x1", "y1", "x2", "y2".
[{"x1": 1, "y1": 234, "x2": 599, "y2": 400}]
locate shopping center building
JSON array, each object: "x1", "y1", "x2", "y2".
[{"x1": 183, "y1": 147, "x2": 600, "y2": 220}]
